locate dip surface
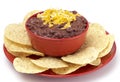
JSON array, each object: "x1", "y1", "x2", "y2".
[{"x1": 26, "y1": 10, "x2": 88, "y2": 39}]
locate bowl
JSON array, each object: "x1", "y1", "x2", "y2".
[{"x1": 25, "y1": 12, "x2": 89, "y2": 57}]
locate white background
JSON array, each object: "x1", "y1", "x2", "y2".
[{"x1": 0, "y1": 0, "x2": 120, "y2": 82}]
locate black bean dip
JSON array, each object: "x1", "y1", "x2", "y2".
[{"x1": 26, "y1": 9, "x2": 87, "y2": 39}]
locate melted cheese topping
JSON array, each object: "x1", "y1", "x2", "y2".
[{"x1": 37, "y1": 9, "x2": 79, "y2": 29}]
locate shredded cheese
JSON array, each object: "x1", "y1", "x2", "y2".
[{"x1": 37, "y1": 9, "x2": 80, "y2": 29}]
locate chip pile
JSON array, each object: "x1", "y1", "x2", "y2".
[{"x1": 4, "y1": 11, "x2": 115, "y2": 75}]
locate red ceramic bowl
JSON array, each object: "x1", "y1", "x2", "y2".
[{"x1": 25, "y1": 12, "x2": 89, "y2": 57}]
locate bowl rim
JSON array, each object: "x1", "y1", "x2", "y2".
[{"x1": 25, "y1": 11, "x2": 89, "y2": 41}]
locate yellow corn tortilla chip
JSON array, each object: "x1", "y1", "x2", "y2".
[
  {"x1": 4, "y1": 38, "x2": 44, "y2": 56},
  {"x1": 52, "y1": 63, "x2": 82, "y2": 75},
  {"x1": 89, "y1": 58, "x2": 101, "y2": 66},
  {"x1": 81, "y1": 23, "x2": 109, "y2": 52},
  {"x1": 7, "y1": 49, "x2": 29, "y2": 57},
  {"x1": 99, "y1": 35, "x2": 114, "y2": 57},
  {"x1": 13, "y1": 57, "x2": 48, "y2": 74},
  {"x1": 23, "y1": 10, "x2": 40, "y2": 25},
  {"x1": 4, "y1": 23, "x2": 32, "y2": 46},
  {"x1": 88, "y1": 23, "x2": 106, "y2": 36},
  {"x1": 83, "y1": 35, "x2": 109, "y2": 52},
  {"x1": 61, "y1": 47, "x2": 99, "y2": 65},
  {"x1": 31, "y1": 57, "x2": 68, "y2": 68}
]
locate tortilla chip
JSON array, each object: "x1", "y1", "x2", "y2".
[
  {"x1": 88, "y1": 23, "x2": 106, "y2": 36},
  {"x1": 99, "y1": 35, "x2": 114, "y2": 57},
  {"x1": 31, "y1": 57, "x2": 68, "y2": 68},
  {"x1": 7, "y1": 49, "x2": 29, "y2": 57},
  {"x1": 4, "y1": 23, "x2": 31, "y2": 46},
  {"x1": 81, "y1": 23, "x2": 109, "y2": 52},
  {"x1": 23, "y1": 10, "x2": 40, "y2": 25},
  {"x1": 52, "y1": 63, "x2": 82, "y2": 75},
  {"x1": 13, "y1": 57, "x2": 48, "y2": 74},
  {"x1": 89, "y1": 58, "x2": 101, "y2": 66},
  {"x1": 61, "y1": 47, "x2": 99, "y2": 65},
  {"x1": 4, "y1": 38, "x2": 44, "y2": 56}
]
